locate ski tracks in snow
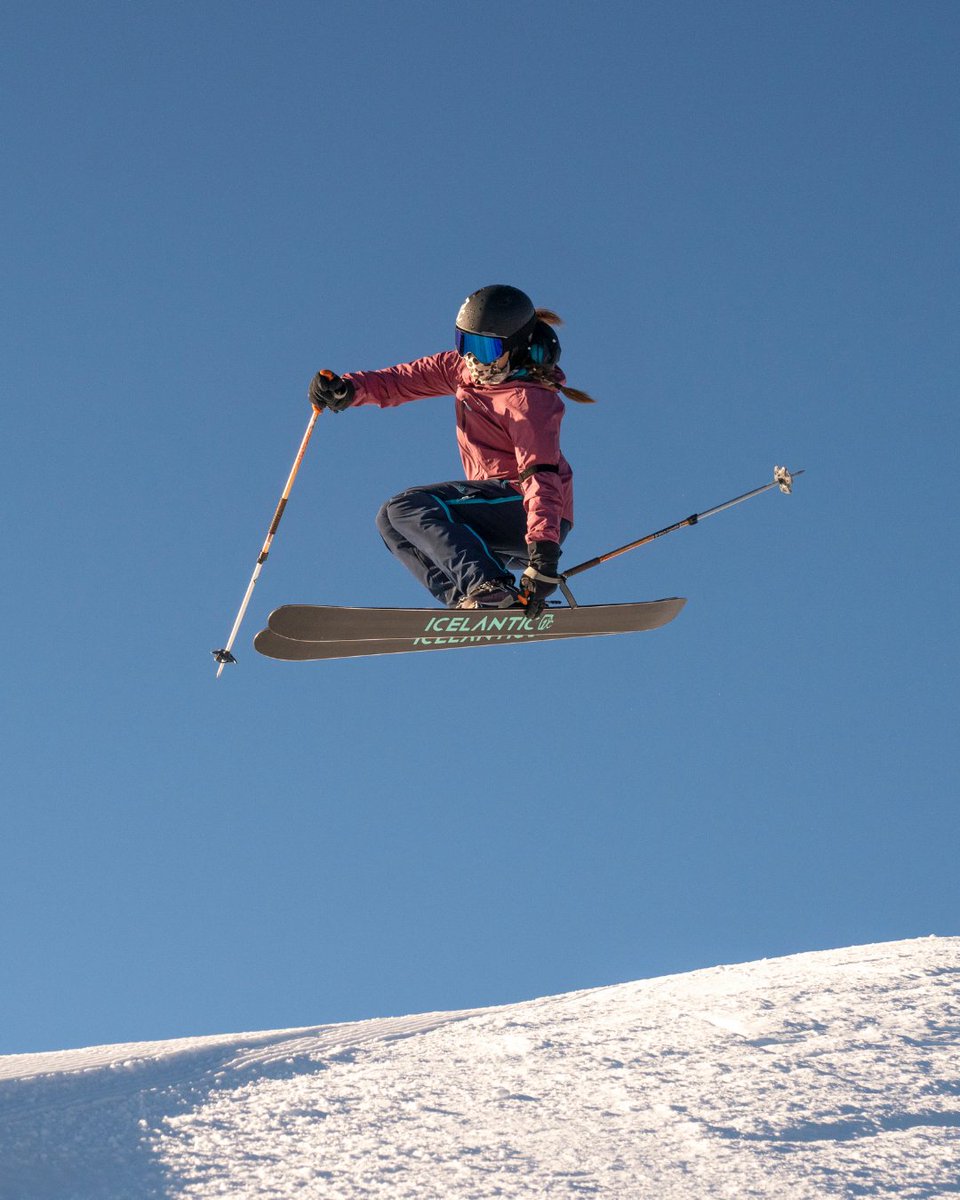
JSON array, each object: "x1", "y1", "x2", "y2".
[{"x1": 0, "y1": 1010, "x2": 482, "y2": 1200}]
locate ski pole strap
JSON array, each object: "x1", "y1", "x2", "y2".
[
  {"x1": 518, "y1": 463, "x2": 560, "y2": 484},
  {"x1": 522, "y1": 565, "x2": 563, "y2": 584}
]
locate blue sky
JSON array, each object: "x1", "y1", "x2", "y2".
[{"x1": 2, "y1": 0, "x2": 957, "y2": 1055}]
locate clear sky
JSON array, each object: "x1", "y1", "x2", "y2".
[{"x1": 2, "y1": 0, "x2": 957, "y2": 1055}]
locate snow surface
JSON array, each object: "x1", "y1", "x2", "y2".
[{"x1": 1, "y1": 938, "x2": 958, "y2": 1199}]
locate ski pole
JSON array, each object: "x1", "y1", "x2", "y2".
[
  {"x1": 212, "y1": 408, "x2": 319, "y2": 676},
  {"x1": 560, "y1": 465, "x2": 802, "y2": 596}
]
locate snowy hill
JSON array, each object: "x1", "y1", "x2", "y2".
[{"x1": 1, "y1": 938, "x2": 958, "y2": 1199}]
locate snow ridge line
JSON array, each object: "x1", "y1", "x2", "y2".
[{"x1": 0, "y1": 1008, "x2": 485, "y2": 1085}]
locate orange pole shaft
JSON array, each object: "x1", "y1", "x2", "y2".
[{"x1": 214, "y1": 409, "x2": 319, "y2": 675}]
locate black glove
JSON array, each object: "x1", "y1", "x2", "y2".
[
  {"x1": 309, "y1": 370, "x2": 356, "y2": 413},
  {"x1": 520, "y1": 540, "x2": 562, "y2": 616}
]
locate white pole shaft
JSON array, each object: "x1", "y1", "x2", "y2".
[{"x1": 215, "y1": 561, "x2": 265, "y2": 678}]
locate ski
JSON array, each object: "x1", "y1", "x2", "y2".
[
  {"x1": 257, "y1": 597, "x2": 686, "y2": 661},
  {"x1": 253, "y1": 626, "x2": 606, "y2": 662}
]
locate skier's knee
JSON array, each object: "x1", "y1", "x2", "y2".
[
  {"x1": 375, "y1": 498, "x2": 397, "y2": 539},
  {"x1": 378, "y1": 488, "x2": 438, "y2": 534}
]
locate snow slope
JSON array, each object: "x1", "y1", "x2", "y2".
[{"x1": 1, "y1": 938, "x2": 958, "y2": 1199}]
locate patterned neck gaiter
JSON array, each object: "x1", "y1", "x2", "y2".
[{"x1": 465, "y1": 357, "x2": 562, "y2": 389}]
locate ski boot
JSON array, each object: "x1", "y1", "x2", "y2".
[{"x1": 457, "y1": 581, "x2": 522, "y2": 610}]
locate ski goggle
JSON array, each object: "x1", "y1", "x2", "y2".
[{"x1": 455, "y1": 328, "x2": 507, "y2": 364}]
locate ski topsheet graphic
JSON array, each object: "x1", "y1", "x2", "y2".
[{"x1": 255, "y1": 598, "x2": 686, "y2": 661}]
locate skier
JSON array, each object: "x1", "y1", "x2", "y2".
[{"x1": 308, "y1": 284, "x2": 596, "y2": 614}]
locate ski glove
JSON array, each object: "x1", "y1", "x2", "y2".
[
  {"x1": 520, "y1": 540, "x2": 562, "y2": 616},
  {"x1": 309, "y1": 370, "x2": 356, "y2": 413}
]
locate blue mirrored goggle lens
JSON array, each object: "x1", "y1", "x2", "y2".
[{"x1": 455, "y1": 329, "x2": 506, "y2": 364}]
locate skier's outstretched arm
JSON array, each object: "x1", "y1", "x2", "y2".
[{"x1": 309, "y1": 352, "x2": 463, "y2": 413}]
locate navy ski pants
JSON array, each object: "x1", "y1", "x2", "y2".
[{"x1": 376, "y1": 480, "x2": 569, "y2": 607}]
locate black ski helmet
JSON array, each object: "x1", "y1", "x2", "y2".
[{"x1": 455, "y1": 285, "x2": 537, "y2": 357}]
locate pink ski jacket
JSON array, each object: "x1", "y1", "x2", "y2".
[{"x1": 344, "y1": 350, "x2": 573, "y2": 544}]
